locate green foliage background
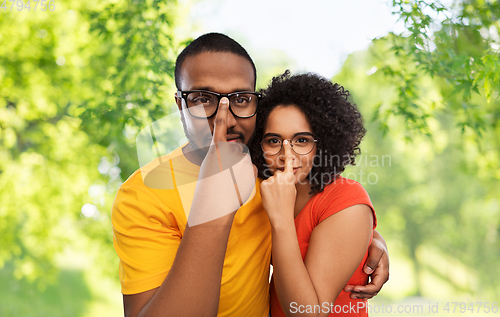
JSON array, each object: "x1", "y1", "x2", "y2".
[{"x1": 0, "y1": 0, "x2": 499, "y2": 315}]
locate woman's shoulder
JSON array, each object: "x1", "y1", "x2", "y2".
[
  {"x1": 319, "y1": 175, "x2": 369, "y2": 200},
  {"x1": 312, "y1": 175, "x2": 375, "y2": 225}
]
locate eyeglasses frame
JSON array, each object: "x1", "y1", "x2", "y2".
[
  {"x1": 177, "y1": 90, "x2": 262, "y2": 119},
  {"x1": 260, "y1": 136, "x2": 318, "y2": 156}
]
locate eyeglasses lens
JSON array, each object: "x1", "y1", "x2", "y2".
[
  {"x1": 186, "y1": 91, "x2": 258, "y2": 118},
  {"x1": 261, "y1": 135, "x2": 316, "y2": 155}
]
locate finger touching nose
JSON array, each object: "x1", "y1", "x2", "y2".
[
  {"x1": 283, "y1": 140, "x2": 295, "y2": 174},
  {"x1": 278, "y1": 141, "x2": 295, "y2": 164},
  {"x1": 223, "y1": 98, "x2": 237, "y2": 128},
  {"x1": 213, "y1": 97, "x2": 229, "y2": 144}
]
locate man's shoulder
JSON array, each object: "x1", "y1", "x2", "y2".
[
  {"x1": 112, "y1": 145, "x2": 190, "y2": 224},
  {"x1": 121, "y1": 145, "x2": 189, "y2": 191}
]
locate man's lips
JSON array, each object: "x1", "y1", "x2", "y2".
[{"x1": 226, "y1": 134, "x2": 242, "y2": 142}]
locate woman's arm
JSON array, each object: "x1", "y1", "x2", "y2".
[
  {"x1": 261, "y1": 143, "x2": 374, "y2": 316},
  {"x1": 271, "y1": 204, "x2": 373, "y2": 317}
]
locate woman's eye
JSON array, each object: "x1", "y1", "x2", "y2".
[
  {"x1": 293, "y1": 137, "x2": 313, "y2": 147},
  {"x1": 267, "y1": 138, "x2": 281, "y2": 146}
]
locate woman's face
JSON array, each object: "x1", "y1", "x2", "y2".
[{"x1": 262, "y1": 105, "x2": 317, "y2": 185}]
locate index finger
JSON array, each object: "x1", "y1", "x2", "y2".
[
  {"x1": 212, "y1": 97, "x2": 229, "y2": 144},
  {"x1": 283, "y1": 140, "x2": 294, "y2": 174}
]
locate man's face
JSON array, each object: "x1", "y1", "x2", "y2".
[{"x1": 176, "y1": 51, "x2": 256, "y2": 153}]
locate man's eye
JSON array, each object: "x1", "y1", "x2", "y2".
[
  {"x1": 191, "y1": 96, "x2": 218, "y2": 107},
  {"x1": 233, "y1": 97, "x2": 250, "y2": 104},
  {"x1": 193, "y1": 97, "x2": 210, "y2": 103}
]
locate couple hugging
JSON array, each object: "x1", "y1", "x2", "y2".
[{"x1": 112, "y1": 32, "x2": 390, "y2": 317}]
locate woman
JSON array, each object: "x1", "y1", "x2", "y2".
[{"x1": 251, "y1": 71, "x2": 376, "y2": 317}]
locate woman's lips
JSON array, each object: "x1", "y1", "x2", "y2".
[{"x1": 276, "y1": 168, "x2": 300, "y2": 174}]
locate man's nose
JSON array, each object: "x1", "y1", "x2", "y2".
[{"x1": 221, "y1": 97, "x2": 237, "y2": 129}]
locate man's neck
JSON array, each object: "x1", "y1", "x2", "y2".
[{"x1": 182, "y1": 142, "x2": 207, "y2": 166}]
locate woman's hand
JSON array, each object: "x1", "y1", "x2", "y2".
[{"x1": 260, "y1": 140, "x2": 297, "y2": 226}]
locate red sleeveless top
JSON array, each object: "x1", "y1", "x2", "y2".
[{"x1": 270, "y1": 176, "x2": 377, "y2": 317}]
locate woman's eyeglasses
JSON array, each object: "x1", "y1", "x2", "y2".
[{"x1": 261, "y1": 135, "x2": 317, "y2": 156}]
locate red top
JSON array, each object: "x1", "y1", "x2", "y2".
[{"x1": 270, "y1": 176, "x2": 377, "y2": 317}]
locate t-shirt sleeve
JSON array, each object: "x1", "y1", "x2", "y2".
[
  {"x1": 112, "y1": 182, "x2": 182, "y2": 295},
  {"x1": 315, "y1": 178, "x2": 377, "y2": 229}
]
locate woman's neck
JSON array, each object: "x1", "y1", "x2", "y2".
[{"x1": 293, "y1": 180, "x2": 315, "y2": 218}]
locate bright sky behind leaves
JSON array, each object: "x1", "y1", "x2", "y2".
[{"x1": 178, "y1": 0, "x2": 405, "y2": 78}]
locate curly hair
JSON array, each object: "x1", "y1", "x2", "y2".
[{"x1": 249, "y1": 70, "x2": 366, "y2": 194}]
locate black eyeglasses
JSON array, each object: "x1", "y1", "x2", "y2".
[
  {"x1": 177, "y1": 90, "x2": 261, "y2": 119},
  {"x1": 261, "y1": 135, "x2": 318, "y2": 156}
]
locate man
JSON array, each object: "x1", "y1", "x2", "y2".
[{"x1": 112, "y1": 33, "x2": 389, "y2": 317}]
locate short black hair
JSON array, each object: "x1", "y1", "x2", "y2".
[
  {"x1": 175, "y1": 32, "x2": 257, "y2": 90},
  {"x1": 250, "y1": 70, "x2": 366, "y2": 194}
]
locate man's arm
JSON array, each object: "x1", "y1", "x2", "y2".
[
  {"x1": 124, "y1": 213, "x2": 236, "y2": 317},
  {"x1": 344, "y1": 229, "x2": 389, "y2": 299},
  {"x1": 122, "y1": 98, "x2": 254, "y2": 317}
]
